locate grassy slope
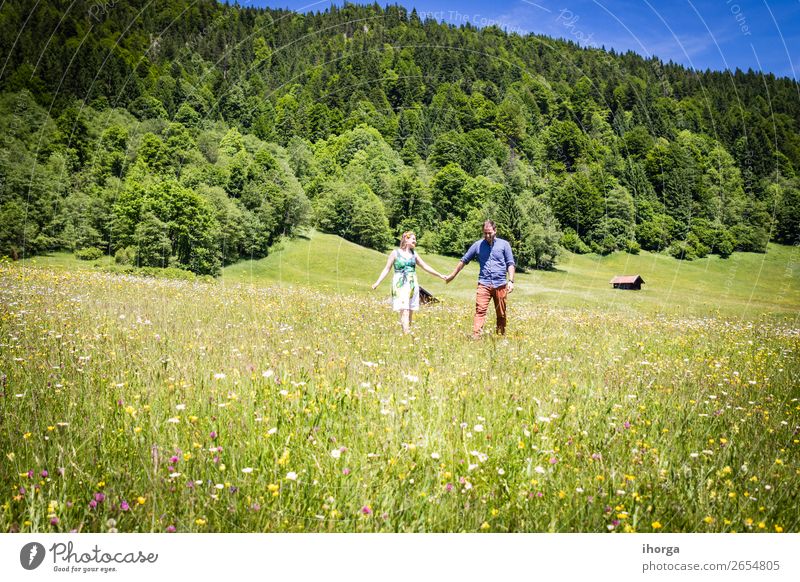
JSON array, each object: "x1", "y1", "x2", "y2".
[
  {"x1": 7, "y1": 236, "x2": 799, "y2": 533},
  {"x1": 221, "y1": 231, "x2": 799, "y2": 319},
  {"x1": 22, "y1": 231, "x2": 799, "y2": 319}
]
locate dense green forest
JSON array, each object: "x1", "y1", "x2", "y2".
[{"x1": 1, "y1": 0, "x2": 798, "y2": 275}]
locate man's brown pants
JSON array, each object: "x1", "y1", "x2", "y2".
[{"x1": 473, "y1": 284, "x2": 507, "y2": 338}]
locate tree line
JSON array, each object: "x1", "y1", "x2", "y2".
[{"x1": 1, "y1": 0, "x2": 798, "y2": 275}]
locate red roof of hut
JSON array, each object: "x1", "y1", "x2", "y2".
[{"x1": 609, "y1": 275, "x2": 645, "y2": 285}]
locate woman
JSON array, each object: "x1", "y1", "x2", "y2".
[{"x1": 372, "y1": 231, "x2": 446, "y2": 334}]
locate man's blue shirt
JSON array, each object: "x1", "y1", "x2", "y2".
[{"x1": 461, "y1": 238, "x2": 515, "y2": 288}]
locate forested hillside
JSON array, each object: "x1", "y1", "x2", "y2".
[{"x1": 1, "y1": 0, "x2": 798, "y2": 275}]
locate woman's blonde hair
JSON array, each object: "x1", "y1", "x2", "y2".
[{"x1": 400, "y1": 231, "x2": 416, "y2": 248}]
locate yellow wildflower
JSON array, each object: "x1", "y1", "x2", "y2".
[{"x1": 277, "y1": 449, "x2": 289, "y2": 466}]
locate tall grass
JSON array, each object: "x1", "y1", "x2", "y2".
[
  {"x1": 222, "y1": 232, "x2": 799, "y2": 318},
  {"x1": 1, "y1": 256, "x2": 798, "y2": 532}
]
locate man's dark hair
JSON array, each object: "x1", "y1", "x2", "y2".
[{"x1": 483, "y1": 220, "x2": 496, "y2": 230}]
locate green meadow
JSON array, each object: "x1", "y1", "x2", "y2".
[
  {"x1": 1, "y1": 235, "x2": 798, "y2": 532},
  {"x1": 223, "y1": 231, "x2": 799, "y2": 318}
]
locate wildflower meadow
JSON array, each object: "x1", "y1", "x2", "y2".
[{"x1": 1, "y1": 245, "x2": 798, "y2": 533}]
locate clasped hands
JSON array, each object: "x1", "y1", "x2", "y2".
[{"x1": 439, "y1": 273, "x2": 514, "y2": 293}]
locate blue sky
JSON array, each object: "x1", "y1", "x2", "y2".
[{"x1": 239, "y1": 0, "x2": 800, "y2": 79}]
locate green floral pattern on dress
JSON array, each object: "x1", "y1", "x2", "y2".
[{"x1": 391, "y1": 249, "x2": 418, "y2": 311}]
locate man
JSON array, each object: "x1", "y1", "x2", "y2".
[{"x1": 445, "y1": 220, "x2": 515, "y2": 339}]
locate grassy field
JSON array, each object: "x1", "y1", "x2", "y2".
[
  {"x1": 222, "y1": 231, "x2": 799, "y2": 318},
  {"x1": 1, "y1": 236, "x2": 798, "y2": 532}
]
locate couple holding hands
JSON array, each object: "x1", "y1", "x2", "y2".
[{"x1": 372, "y1": 220, "x2": 516, "y2": 338}]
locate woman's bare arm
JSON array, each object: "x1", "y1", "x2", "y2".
[
  {"x1": 372, "y1": 251, "x2": 396, "y2": 289},
  {"x1": 415, "y1": 255, "x2": 446, "y2": 279}
]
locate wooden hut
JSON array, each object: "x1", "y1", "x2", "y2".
[{"x1": 610, "y1": 275, "x2": 645, "y2": 290}]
